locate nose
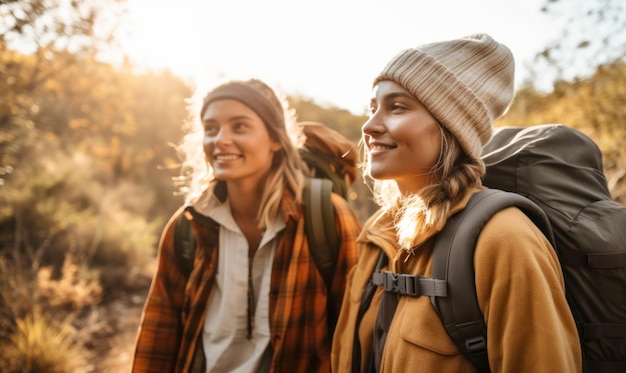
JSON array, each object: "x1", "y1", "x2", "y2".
[
  {"x1": 362, "y1": 112, "x2": 385, "y2": 137},
  {"x1": 203, "y1": 127, "x2": 231, "y2": 158},
  {"x1": 214, "y1": 127, "x2": 231, "y2": 144},
  {"x1": 203, "y1": 126, "x2": 231, "y2": 146}
]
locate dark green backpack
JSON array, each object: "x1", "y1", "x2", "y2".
[{"x1": 368, "y1": 124, "x2": 626, "y2": 372}]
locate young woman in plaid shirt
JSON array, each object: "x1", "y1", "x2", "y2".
[{"x1": 132, "y1": 78, "x2": 360, "y2": 372}]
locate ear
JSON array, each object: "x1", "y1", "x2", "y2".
[{"x1": 270, "y1": 140, "x2": 282, "y2": 153}]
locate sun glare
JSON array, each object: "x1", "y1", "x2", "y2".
[{"x1": 120, "y1": 0, "x2": 562, "y2": 115}]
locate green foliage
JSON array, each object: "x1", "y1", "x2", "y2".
[
  {"x1": 0, "y1": 38, "x2": 192, "y2": 368},
  {"x1": 0, "y1": 0, "x2": 191, "y2": 369},
  {"x1": 0, "y1": 131, "x2": 162, "y2": 277},
  {"x1": 0, "y1": 49, "x2": 189, "y2": 368}
]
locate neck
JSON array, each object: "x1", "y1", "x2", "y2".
[
  {"x1": 227, "y1": 183, "x2": 265, "y2": 256},
  {"x1": 227, "y1": 182, "x2": 263, "y2": 221}
]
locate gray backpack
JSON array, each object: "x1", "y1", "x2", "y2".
[{"x1": 368, "y1": 124, "x2": 626, "y2": 373}]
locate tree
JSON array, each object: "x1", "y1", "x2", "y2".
[
  {"x1": 0, "y1": 0, "x2": 124, "y2": 179},
  {"x1": 530, "y1": 0, "x2": 626, "y2": 89}
]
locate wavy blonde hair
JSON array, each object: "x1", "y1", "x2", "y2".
[
  {"x1": 174, "y1": 79, "x2": 307, "y2": 230},
  {"x1": 363, "y1": 125, "x2": 486, "y2": 251}
]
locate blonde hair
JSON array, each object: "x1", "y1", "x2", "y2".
[
  {"x1": 363, "y1": 126, "x2": 486, "y2": 250},
  {"x1": 174, "y1": 79, "x2": 307, "y2": 229}
]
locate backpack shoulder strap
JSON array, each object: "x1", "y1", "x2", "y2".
[
  {"x1": 431, "y1": 189, "x2": 555, "y2": 373},
  {"x1": 174, "y1": 208, "x2": 197, "y2": 277},
  {"x1": 175, "y1": 180, "x2": 340, "y2": 286},
  {"x1": 303, "y1": 178, "x2": 339, "y2": 289}
]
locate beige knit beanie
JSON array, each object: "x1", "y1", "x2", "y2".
[{"x1": 373, "y1": 33, "x2": 515, "y2": 158}]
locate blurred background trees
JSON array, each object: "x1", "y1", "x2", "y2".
[
  {"x1": 0, "y1": 0, "x2": 624, "y2": 371},
  {"x1": 0, "y1": 0, "x2": 192, "y2": 370}
]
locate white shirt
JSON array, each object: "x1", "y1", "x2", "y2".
[{"x1": 193, "y1": 192, "x2": 285, "y2": 373}]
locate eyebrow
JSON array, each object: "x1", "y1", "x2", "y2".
[
  {"x1": 383, "y1": 91, "x2": 416, "y2": 101},
  {"x1": 370, "y1": 91, "x2": 417, "y2": 107},
  {"x1": 202, "y1": 114, "x2": 253, "y2": 124},
  {"x1": 370, "y1": 92, "x2": 419, "y2": 107}
]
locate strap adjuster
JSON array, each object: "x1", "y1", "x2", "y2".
[
  {"x1": 465, "y1": 336, "x2": 487, "y2": 354},
  {"x1": 378, "y1": 272, "x2": 420, "y2": 296},
  {"x1": 372, "y1": 271, "x2": 447, "y2": 297}
]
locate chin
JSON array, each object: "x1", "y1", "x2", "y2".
[
  {"x1": 368, "y1": 169, "x2": 391, "y2": 181},
  {"x1": 212, "y1": 172, "x2": 235, "y2": 181}
]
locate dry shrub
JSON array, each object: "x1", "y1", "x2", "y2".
[
  {"x1": 37, "y1": 254, "x2": 103, "y2": 310},
  {"x1": 0, "y1": 254, "x2": 103, "y2": 372},
  {"x1": 0, "y1": 313, "x2": 87, "y2": 373}
]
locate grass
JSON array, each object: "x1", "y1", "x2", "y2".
[{"x1": 0, "y1": 313, "x2": 86, "y2": 373}]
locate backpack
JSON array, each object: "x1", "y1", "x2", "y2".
[
  {"x1": 370, "y1": 124, "x2": 626, "y2": 372},
  {"x1": 298, "y1": 121, "x2": 357, "y2": 199},
  {"x1": 174, "y1": 121, "x2": 357, "y2": 289}
]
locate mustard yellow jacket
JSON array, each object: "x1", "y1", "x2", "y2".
[{"x1": 332, "y1": 188, "x2": 581, "y2": 373}]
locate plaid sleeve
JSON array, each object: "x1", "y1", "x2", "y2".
[
  {"x1": 328, "y1": 193, "x2": 361, "y2": 328},
  {"x1": 267, "y1": 192, "x2": 360, "y2": 372},
  {"x1": 131, "y1": 210, "x2": 187, "y2": 372}
]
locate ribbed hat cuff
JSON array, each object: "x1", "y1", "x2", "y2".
[{"x1": 200, "y1": 82, "x2": 284, "y2": 131}]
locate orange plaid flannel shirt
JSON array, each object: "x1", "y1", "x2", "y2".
[{"x1": 132, "y1": 190, "x2": 360, "y2": 372}]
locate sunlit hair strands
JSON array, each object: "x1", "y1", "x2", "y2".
[
  {"x1": 176, "y1": 78, "x2": 306, "y2": 230},
  {"x1": 366, "y1": 33, "x2": 515, "y2": 250}
]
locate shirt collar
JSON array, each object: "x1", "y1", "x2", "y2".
[{"x1": 191, "y1": 188, "x2": 287, "y2": 240}]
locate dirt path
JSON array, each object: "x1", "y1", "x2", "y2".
[
  {"x1": 93, "y1": 291, "x2": 147, "y2": 372},
  {"x1": 90, "y1": 260, "x2": 154, "y2": 372}
]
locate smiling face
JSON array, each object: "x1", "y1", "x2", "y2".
[
  {"x1": 202, "y1": 99, "x2": 281, "y2": 187},
  {"x1": 362, "y1": 80, "x2": 443, "y2": 193}
]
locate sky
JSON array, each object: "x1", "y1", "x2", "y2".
[{"x1": 119, "y1": 0, "x2": 566, "y2": 115}]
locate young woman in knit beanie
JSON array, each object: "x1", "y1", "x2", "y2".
[
  {"x1": 331, "y1": 34, "x2": 581, "y2": 372},
  {"x1": 132, "y1": 78, "x2": 360, "y2": 372}
]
